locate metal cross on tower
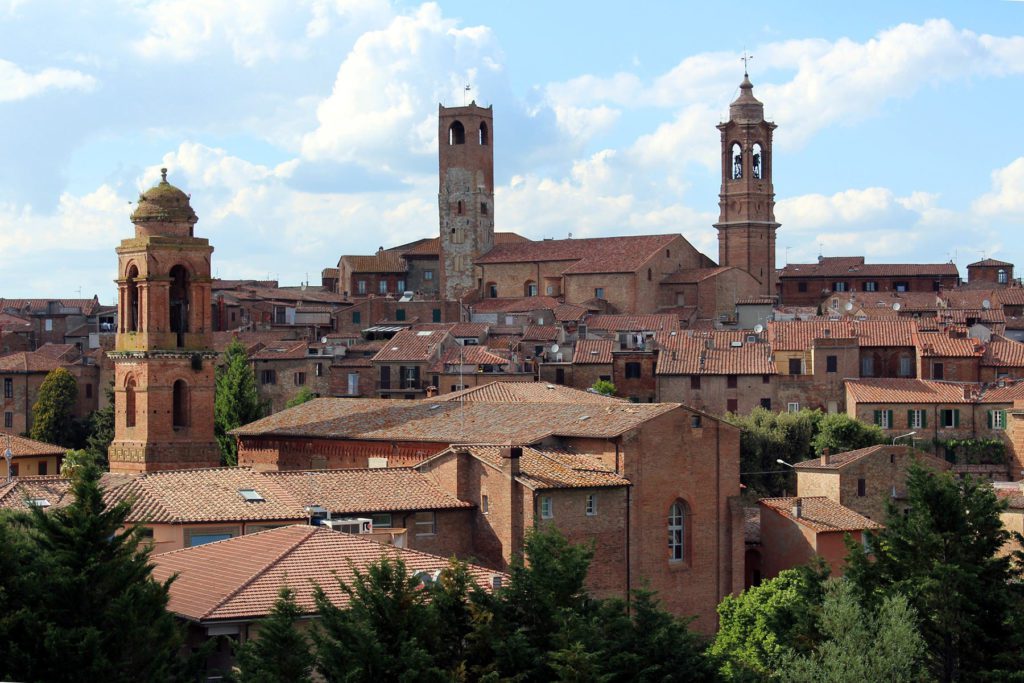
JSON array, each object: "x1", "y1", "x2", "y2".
[{"x1": 741, "y1": 50, "x2": 753, "y2": 76}]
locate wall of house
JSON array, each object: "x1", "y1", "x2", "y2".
[
  {"x1": 564, "y1": 273, "x2": 637, "y2": 313},
  {"x1": 848, "y1": 400, "x2": 1006, "y2": 443},
  {"x1": 400, "y1": 507, "x2": 476, "y2": 559},
  {"x1": 405, "y1": 256, "x2": 440, "y2": 296},
  {"x1": 919, "y1": 356, "x2": 981, "y2": 382},
  {"x1": 252, "y1": 357, "x2": 332, "y2": 413},
  {"x1": 6, "y1": 454, "x2": 61, "y2": 477},
  {"x1": 237, "y1": 436, "x2": 448, "y2": 471},
  {"x1": 779, "y1": 275, "x2": 958, "y2": 306},
  {"x1": 478, "y1": 261, "x2": 568, "y2": 299},
  {"x1": 759, "y1": 507, "x2": 815, "y2": 580},
  {"x1": 612, "y1": 351, "x2": 657, "y2": 402},
  {"x1": 657, "y1": 374, "x2": 774, "y2": 415},
  {"x1": 1, "y1": 372, "x2": 42, "y2": 435}
]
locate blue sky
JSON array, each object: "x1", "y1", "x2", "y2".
[{"x1": 1, "y1": 1, "x2": 1023, "y2": 301}]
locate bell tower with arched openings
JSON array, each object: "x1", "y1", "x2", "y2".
[
  {"x1": 108, "y1": 169, "x2": 220, "y2": 473},
  {"x1": 714, "y1": 72, "x2": 779, "y2": 296},
  {"x1": 438, "y1": 102, "x2": 495, "y2": 300}
]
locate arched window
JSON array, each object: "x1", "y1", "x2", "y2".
[
  {"x1": 998, "y1": 269, "x2": 1008, "y2": 284},
  {"x1": 479, "y1": 121, "x2": 489, "y2": 145},
  {"x1": 125, "y1": 377, "x2": 137, "y2": 428},
  {"x1": 752, "y1": 143, "x2": 763, "y2": 179},
  {"x1": 731, "y1": 143, "x2": 743, "y2": 180},
  {"x1": 449, "y1": 121, "x2": 465, "y2": 145},
  {"x1": 668, "y1": 501, "x2": 687, "y2": 562},
  {"x1": 125, "y1": 265, "x2": 140, "y2": 333},
  {"x1": 169, "y1": 265, "x2": 190, "y2": 347},
  {"x1": 173, "y1": 380, "x2": 189, "y2": 428},
  {"x1": 524, "y1": 280, "x2": 537, "y2": 297}
]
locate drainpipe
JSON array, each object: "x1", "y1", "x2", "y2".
[
  {"x1": 625, "y1": 483, "x2": 632, "y2": 611},
  {"x1": 715, "y1": 420, "x2": 721, "y2": 601}
]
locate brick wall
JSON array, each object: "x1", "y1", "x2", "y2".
[
  {"x1": 237, "y1": 436, "x2": 447, "y2": 471},
  {"x1": 612, "y1": 351, "x2": 656, "y2": 402},
  {"x1": 251, "y1": 357, "x2": 332, "y2": 413},
  {"x1": 658, "y1": 374, "x2": 773, "y2": 415}
]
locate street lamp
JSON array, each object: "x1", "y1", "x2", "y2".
[
  {"x1": 892, "y1": 431, "x2": 917, "y2": 445},
  {"x1": 776, "y1": 458, "x2": 795, "y2": 468}
]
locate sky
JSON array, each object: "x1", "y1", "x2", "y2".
[{"x1": 1, "y1": 1, "x2": 1023, "y2": 302}]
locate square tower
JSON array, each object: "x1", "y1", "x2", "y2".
[{"x1": 438, "y1": 103, "x2": 495, "y2": 300}]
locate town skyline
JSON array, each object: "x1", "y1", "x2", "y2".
[{"x1": 2, "y1": 1, "x2": 1023, "y2": 300}]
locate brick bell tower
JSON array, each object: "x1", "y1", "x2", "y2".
[
  {"x1": 438, "y1": 102, "x2": 495, "y2": 300},
  {"x1": 108, "y1": 169, "x2": 220, "y2": 473},
  {"x1": 714, "y1": 71, "x2": 779, "y2": 296}
]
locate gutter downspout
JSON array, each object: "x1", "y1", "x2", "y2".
[
  {"x1": 715, "y1": 420, "x2": 721, "y2": 602},
  {"x1": 625, "y1": 483, "x2": 632, "y2": 613}
]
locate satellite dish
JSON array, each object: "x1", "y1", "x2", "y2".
[
  {"x1": 320, "y1": 336, "x2": 328, "y2": 344},
  {"x1": 892, "y1": 302, "x2": 902, "y2": 311},
  {"x1": 982, "y1": 299, "x2": 991, "y2": 310},
  {"x1": 550, "y1": 344, "x2": 560, "y2": 354},
  {"x1": 754, "y1": 324, "x2": 764, "y2": 334},
  {"x1": 844, "y1": 302, "x2": 854, "y2": 311}
]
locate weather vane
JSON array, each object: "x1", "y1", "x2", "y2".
[
  {"x1": 741, "y1": 49, "x2": 753, "y2": 77},
  {"x1": 464, "y1": 84, "x2": 471, "y2": 106}
]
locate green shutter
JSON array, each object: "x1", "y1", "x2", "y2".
[
  {"x1": 873, "y1": 410, "x2": 882, "y2": 426},
  {"x1": 953, "y1": 409, "x2": 960, "y2": 428},
  {"x1": 1001, "y1": 410, "x2": 1007, "y2": 430},
  {"x1": 987, "y1": 410, "x2": 993, "y2": 429},
  {"x1": 921, "y1": 410, "x2": 927, "y2": 428},
  {"x1": 907, "y1": 410, "x2": 914, "y2": 428},
  {"x1": 887, "y1": 410, "x2": 893, "y2": 428}
]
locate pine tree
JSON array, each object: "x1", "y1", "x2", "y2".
[
  {"x1": 29, "y1": 366, "x2": 78, "y2": 447},
  {"x1": 215, "y1": 339, "x2": 265, "y2": 466},
  {"x1": 0, "y1": 454, "x2": 187, "y2": 682},
  {"x1": 83, "y1": 382, "x2": 115, "y2": 467},
  {"x1": 234, "y1": 587, "x2": 314, "y2": 683}
]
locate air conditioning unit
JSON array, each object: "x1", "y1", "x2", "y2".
[{"x1": 323, "y1": 518, "x2": 373, "y2": 534}]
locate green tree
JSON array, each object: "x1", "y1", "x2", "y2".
[
  {"x1": 781, "y1": 579, "x2": 924, "y2": 683},
  {"x1": 725, "y1": 407, "x2": 821, "y2": 496},
  {"x1": 0, "y1": 453, "x2": 188, "y2": 682},
  {"x1": 29, "y1": 367, "x2": 79, "y2": 447},
  {"x1": 285, "y1": 386, "x2": 317, "y2": 408},
  {"x1": 82, "y1": 382, "x2": 115, "y2": 468},
  {"x1": 845, "y1": 464, "x2": 1024, "y2": 681},
  {"x1": 215, "y1": 339, "x2": 265, "y2": 466},
  {"x1": 811, "y1": 412, "x2": 886, "y2": 456},
  {"x1": 234, "y1": 587, "x2": 314, "y2": 683},
  {"x1": 710, "y1": 562, "x2": 829, "y2": 681},
  {"x1": 591, "y1": 379, "x2": 616, "y2": 396}
]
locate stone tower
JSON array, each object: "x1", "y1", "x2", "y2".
[
  {"x1": 438, "y1": 102, "x2": 494, "y2": 300},
  {"x1": 108, "y1": 169, "x2": 220, "y2": 473},
  {"x1": 714, "y1": 73, "x2": 779, "y2": 296}
]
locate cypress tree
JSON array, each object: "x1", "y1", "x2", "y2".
[
  {"x1": 215, "y1": 339, "x2": 265, "y2": 466},
  {"x1": 29, "y1": 366, "x2": 78, "y2": 447}
]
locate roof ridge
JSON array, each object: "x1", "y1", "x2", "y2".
[{"x1": 200, "y1": 525, "x2": 317, "y2": 619}]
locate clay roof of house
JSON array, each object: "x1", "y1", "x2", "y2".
[
  {"x1": 744, "y1": 507, "x2": 761, "y2": 544},
  {"x1": 0, "y1": 312, "x2": 31, "y2": 330},
  {"x1": 968, "y1": 258, "x2": 1013, "y2": 268},
  {"x1": 792, "y1": 445, "x2": 950, "y2": 472},
  {"x1": 475, "y1": 234, "x2": 679, "y2": 275},
  {"x1": 212, "y1": 279, "x2": 281, "y2": 290},
  {"x1": 211, "y1": 330, "x2": 302, "y2": 354},
  {"x1": 471, "y1": 296, "x2": 560, "y2": 314},
  {"x1": 765, "y1": 320, "x2": 917, "y2": 351},
  {"x1": 973, "y1": 381, "x2": 1024, "y2": 403},
  {"x1": 660, "y1": 266, "x2": 731, "y2": 284},
  {"x1": 264, "y1": 468, "x2": 472, "y2": 514},
  {"x1": 435, "y1": 346, "x2": 509, "y2": 368},
  {"x1": 573, "y1": 339, "x2": 614, "y2": 365},
  {"x1": 151, "y1": 525, "x2": 505, "y2": 622},
  {"x1": 586, "y1": 314, "x2": 679, "y2": 332},
  {"x1": 780, "y1": 260, "x2": 959, "y2": 279},
  {"x1": 401, "y1": 232, "x2": 529, "y2": 257},
  {"x1": 1, "y1": 434, "x2": 66, "y2": 457},
  {"x1": 0, "y1": 297, "x2": 100, "y2": 315},
  {"x1": 321, "y1": 267, "x2": 340, "y2": 278},
  {"x1": 736, "y1": 295, "x2": 776, "y2": 306},
  {"x1": 851, "y1": 320, "x2": 919, "y2": 347},
  {"x1": 232, "y1": 397, "x2": 676, "y2": 443},
  {"x1": 0, "y1": 351, "x2": 63, "y2": 373},
  {"x1": 105, "y1": 467, "x2": 307, "y2": 524},
  {"x1": 249, "y1": 340, "x2": 309, "y2": 361},
  {"x1": 0, "y1": 472, "x2": 135, "y2": 511},
  {"x1": 339, "y1": 252, "x2": 407, "y2": 274},
  {"x1": 993, "y1": 481, "x2": 1024, "y2": 509},
  {"x1": 371, "y1": 328, "x2": 450, "y2": 363},
  {"x1": 845, "y1": 379, "x2": 974, "y2": 404},
  {"x1": 484, "y1": 334, "x2": 522, "y2": 352},
  {"x1": 443, "y1": 445, "x2": 630, "y2": 491},
  {"x1": 759, "y1": 497, "x2": 884, "y2": 533},
  {"x1": 996, "y1": 288, "x2": 1024, "y2": 306},
  {"x1": 983, "y1": 335, "x2": 1024, "y2": 367},
  {"x1": 521, "y1": 325, "x2": 559, "y2": 342},
  {"x1": 656, "y1": 337, "x2": 775, "y2": 375},
  {"x1": 439, "y1": 381, "x2": 622, "y2": 404},
  {"x1": 554, "y1": 303, "x2": 590, "y2": 322},
  {"x1": 449, "y1": 322, "x2": 490, "y2": 338},
  {"x1": 914, "y1": 332, "x2": 984, "y2": 358}
]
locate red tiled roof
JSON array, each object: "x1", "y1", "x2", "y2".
[
  {"x1": 265, "y1": 468, "x2": 472, "y2": 514},
  {"x1": 765, "y1": 320, "x2": 917, "y2": 351},
  {"x1": 792, "y1": 445, "x2": 950, "y2": 471},
  {"x1": 339, "y1": 252, "x2": 407, "y2": 274},
  {"x1": 0, "y1": 476, "x2": 74, "y2": 511},
  {"x1": 996, "y1": 288, "x2": 1024, "y2": 306},
  {"x1": 0, "y1": 298, "x2": 99, "y2": 315},
  {"x1": 522, "y1": 325, "x2": 559, "y2": 341},
  {"x1": 759, "y1": 497, "x2": 884, "y2": 533},
  {"x1": 471, "y1": 296, "x2": 560, "y2": 314},
  {"x1": 983, "y1": 335, "x2": 1024, "y2": 368},
  {"x1": 449, "y1": 322, "x2": 490, "y2": 338},
  {"x1": 660, "y1": 266, "x2": 731, "y2": 284},
  {"x1": 846, "y1": 379, "x2": 973, "y2": 404},
  {"x1": 586, "y1": 314, "x2": 679, "y2": 332},
  {"x1": 437, "y1": 346, "x2": 509, "y2": 368},
  {"x1": 0, "y1": 351, "x2": 63, "y2": 373},
  {"x1": 0, "y1": 312, "x2": 31, "y2": 330},
  {"x1": 151, "y1": 525, "x2": 505, "y2": 622},
  {"x1": 1, "y1": 434, "x2": 65, "y2": 457},
  {"x1": 974, "y1": 381, "x2": 1024, "y2": 404},
  {"x1": 656, "y1": 337, "x2": 775, "y2": 375},
  {"x1": 452, "y1": 445, "x2": 630, "y2": 490},
  {"x1": 914, "y1": 332, "x2": 984, "y2": 358},
  {"x1": 780, "y1": 261, "x2": 959, "y2": 279},
  {"x1": 476, "y1": 234, "x2": 679, "y2": 275},
  {"x1": 402, "y1": 232, "x2": 529, "y2": 257},
  {"x1": 439, "y1": 381, "x2": 621, "y2": 404},
  {"x1": 371, "y1": 328, "x2": 450, "y2": 362},
  {"x1": 573, "y1": 339, "x2": 614, "y2": 364},
  {"x1": 249, "y1": 341, "x2": 309, "y2": 361},
  {"x1": 968, "y1": 258, "x2": 1013, "y2": 267},
  {"x1": 554, "y1": 303, "x2": 590, "y2": 322}
]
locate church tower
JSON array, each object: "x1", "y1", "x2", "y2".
[
  {"x1": 438, "y1": 103, "x2": 494, "y2": 300},
  {"x1": 108, "y1": 169, "x2": 220, "y2": 473},
  {"x1": 714, "y1": 73, "x2": 779, "y2": 296}
]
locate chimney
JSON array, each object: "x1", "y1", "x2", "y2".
[
  {"x1": 501, "y1": 445, "x2": 522, "y2": 476},
  {"x1": 820, "y1": 448, "x2": 831, "y2": 466},
  {"x1": 792, "y1": 497, "x2": 803, "y2": 519},
  {"x1": 425, "y1": 385, "x2": 438, "y2": 398},
  {"x1": 964, "y1": 386, "x2": 972, "y2": 401}
]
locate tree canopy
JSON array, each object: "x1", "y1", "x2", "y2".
[
  {"x1": 285, "y1": 386, "x2": 317, "y2": 408},
  {"x1": 29, "y1": 366, "x2": 79, "y2": 447},
  {"x1": 234, "y1": 587, "x2": 314, "y2": 683},
  {"x1": 591, "y1": 379, "x2": 616, "y2": 396},
  {"x1": 214, "y1": 339, "x2": 265, "y2": 466}
]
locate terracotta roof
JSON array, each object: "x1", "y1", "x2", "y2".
[
  {"x1": 449, "y1": 322, "x2": 490, "y2": 338},
  {"x1": 968, "y1": 258, "x2": 1013, "y2": 267},
  {"x1": 851, "y1": 320, "x2": 918, "y2": 347},
  {"x1": 846, "y1": 379, "x2": 973, "y2": 404},
  {"x1": 1, "y1": 434, "x2": 66, "y2": 457},
  {"x1": 765, "y1": 320, "x2": 917, "y2": 351},
  {"x1": 450, "y1": 445, "x2": 630, "y2": 490},
  {"x1": 736, "y1": 295, "x2": 776, "y2": 306},
  {"x1": 780, "y1": 261, "x2": 959, "y2": 279},
  {"x1": 36, "y1": 343, "x2": 80, "y2": 359},
  {"x1": 371, "y1": 328, "x2": 450, "y2": 362},
  {"x1": 151, "y1": 525, "x2": 505, "y2": 622},
  {"x1": 105, "y1": 467, "x2": 307, "y2": 524},
  {"x1": 915, "y1": 332, "x2": 984, "y2": 358},
  {"x1": 265, "y1": 468, "x2": 472, "y2": 514},
  {"x1": 656, "y1": 337, "x2": 775, "y2": 375},
  {"x1": 233, "y1": 397, "x2": 677, "y2": 443},
  {"x1": 439, "y1": 381, "x2": 621, "y2": 404},
  {"x1": 983, "y1": 335, "x2": 1024, "y2": 367},
  {"x1": 476, "y1": 234, "x2": 678, "y2": 275},
  {"x1": 974, "y1": 381, "x2": 1024, "y2": 404},
  {"x1": 573, "y1": 339, "x2": 614, "y2": 364},
  {"x1": 250, "y1": 341, "x2": 309, "y2": 361},
  {"x1": 339, "y1": 252, "x2": 407, "y2": 274},
  {"x1": 993, "y1": 481, "x2": 1024, "y2": 509},
  {"x1": 792, "y1": 445, "x2": 950, "y2": 472},
  {"x1": 996, "y1": 288, "x2": 1024, "y2": 306},
  {"x1": 321, "y1": 267, "x2": 339, "y2": 278},
  {"x1": 760, "y1": 497, "x2": 884, "y2": 533},
  {"x1": 401, "y1": 232, "x2": 529, "y2": 257},
  {"x1": 0, "y1": 351, "x2": 63, "y2": 373},
  {"x1": 0, "y1": 476, "x2": 75, "y2": 510},
  {"x1": 522, "y1": 325, "x2": 559, "y2": 341},
  {"x1": 437, "y1": 346, "x2": 509, "y2": 368},
  {"x1": 471, "y1": 296, "x2": 560, "y2": 314},
  {"x1": 660, "y1": 266, "x2": 731, "y2": 284},
  {"x1": 211, "y1": 330, "x2": 304, "y2": 353},
  {"x1": 0, "y1": 298, "x2": 99, "y2": 315},
  {"x1": 554, "y1": 303, "x2": 590, "y2": 322},
  {"x1": 586, "y1": 314, "x2": 679, "y2": 332}
]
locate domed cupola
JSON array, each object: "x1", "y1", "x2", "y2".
[{"x1": 131, "y1": 168, "x2": 198, "y2": 237}]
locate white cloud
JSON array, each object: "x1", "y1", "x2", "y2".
[
  {"x1": 0, "y1": 58, "x2": 96, "y2": 102},
  {"x1": 974, "y1": 157, "x2": 1024, "y2": 218}
]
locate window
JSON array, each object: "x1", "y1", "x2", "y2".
[
  {"x1": 396, "y1": 309, "x2": 406, "y2": 321},
  {"x1": 449, "y1": 120, "x2": 465, "y2": 145},
  {"x1": 831, "y1": 298, "x2": 839, "y2": 310},
  {"x1": 857, "y1": 478, "x2": 866, "y2": 497},
  {"x1": 85, "y1": 383, "x2": 93, "y2": 399},
  {"x1": 4, "y1": 412, "x2": 12, "y2": 428},
  {"x1": 371, "y1": 513, "x2": 393, "y2": 528},
  {"x1": 762, "y1": 374, "x2": 770, "y2": 384},
  {"x1": 861, "y1": 356, "x2": 874, "y2": 376},
  {"x1": 555, "y1": 368, "x2": 565, "y2": 385},
  {"x1": 998, "y1": 269, "x2": 1008, "y2": 284},
  {"x1": 315, "y1": 363, "x2": 323, "y2": 377},
  {"x1": 940, "y1": 409, "x2": 959, "y2": 428},
  {"x1": 864, "y1": 281, "x2": 878, "y2": 292},
  {"x1": 238, "y1": 489, "x2": 265, "y2": 502},
  {"x1": 895, "y1": 281, "x2": 909, "y2": 292},
  {"x1": 379, "y1": 281, "x2": 388, "y2": 295},
  {"x1": 37, "y1": 461, "x2": 47, "y2": 476},
  {"x1": 432, "y1": 308, "x2": 442, "y2": 323},
  {"x1": 260, "y1": 370, "x2": 277, "y2": 385},
  {"x1": 540, "y1": 496, "x2": 554, "y2": 519},
  {"x1": 625, "y1": 362, "x2": 642, "y2": 379},
  {"x1": 690, "y1": 415, "x2": 702, "y2": 428},
  {"x1": 357, "y1": 280, "x2": 367, "y2": 295},
  {"x1": 833, "y1": 282, "x2": 847, "y2": 292},
  {"x1": 424, "y1": 270, "x2": 434, "y2": 281},
  {"x1": 727, "y1": 398, "x2": 738, "y2": 412},
  {"x1": 586, "y1": 494, "x2": 597, "y2": 516},
  {"x1": 668, "y1": 502, "x2": 686, "y2": 562},
  {"x1": 480, "y1": 202, "x2": 488, "y2": 215},
  {"x1": 647, "y1": 268, "x2": 652, "y2": 281},
  {"x1": 731, "y1": 142, "x2": 743, "y2": 179},
  {"x1": 172, "y1": 380, "x2": 189, "y2": 428},
  {"x1": 125, "y1": 379, "x2": 136, "y2": 428},
  {"x1": 479, "y1": 121, "x2": 489, "y2": 145},
  {"x1": 727, "y1": 375, "x2": 738, "y2": 389},
  {"x1": 989, "y1": 410, "x2": 1007, "y2": 430},
  {"x1": 798, "y1": 282, "x2": 808, "y2": 293},
  {"x1": 187, "y1": 531, "x2": 235, "y2": 548},
  {"x1": 487, "y1": 283, "x2": 498, "y2": 298},
  {"x1": 481, "y1": 494, "x2": 489, "y2": 514},
  {"x1": 788, "y1": 358, "x2": 802, "y2": 375},
  {"x1": 873, "y1": 409, "x2": 893, "y2": 428},
  {"x1": 690, "y1": 376, "x2": 701, "y2": 390},
  {"x1": 760, "y1": 398, "x2": 772, "y2": 410},
  {"x1": 526, "y1": 282, "x2": 538, "y2": 297},
  {"x1": 294, "y1": 372, "x2": 306, "y2": 386},
  {"x1": 414, "y1": 511, "x2": 436, "y2": 535},
  {"x1": 826, "y1": 355, "x2": 838, "y2": 373},
  {"x1": 787, "y1": 402, "x2": 800, "y2": 413},
  {"x1": 933, "y1": 363, "x2": 944, "y2": 380},
  {"x1": 456, "y1": 200, "x2": 463, "y2": 215},
  {"x1": 3, "y1": 378, "x2": 11, "y2": 398},
  {"x1": 594, "y1": 287, "x2": 605, "y2": 300},
  {"x1": 752, "y1": 142, "x2": 763, "y2": 178},
  {"x1": 44, "y1": 319, "x2": 52, "y2": 331},
  {"x1": 908, "y1": 409, "x2": 927, "y2": 429},
  {"x1": 899, "y1": 356, "x2": 913, "y2": 377}
]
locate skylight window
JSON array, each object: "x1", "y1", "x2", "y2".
[
  {"x1": 416, "y1": 331, "x2": 432, "y2": 337},
  {"x1": 239, "y1": 489, "x2": 265, "y2": 502},
  {"x1": 27, "y1": 498, "x2": 51, "y2": 508}
]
